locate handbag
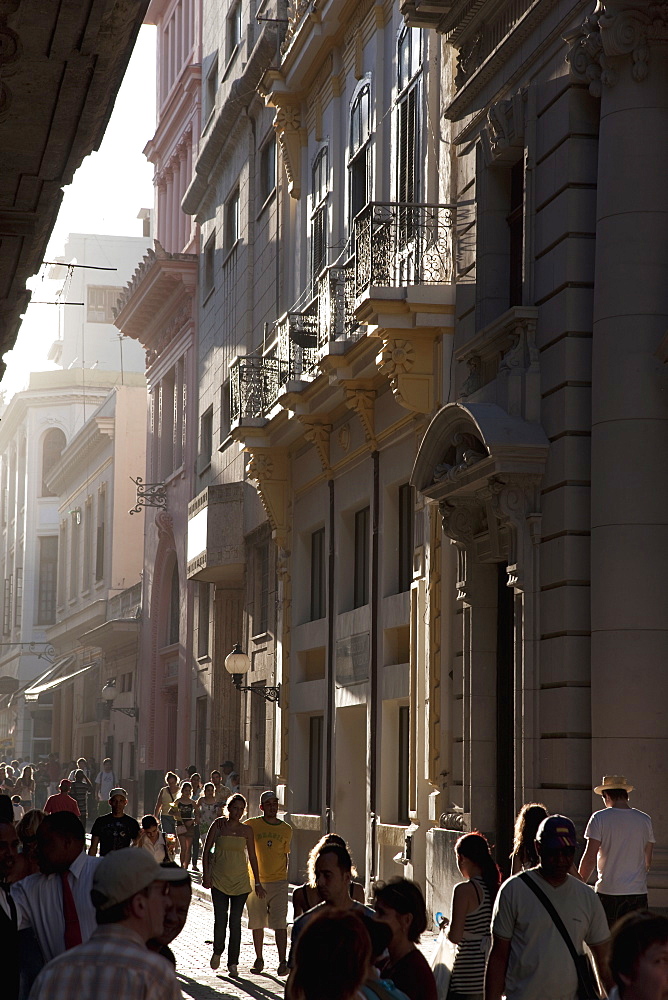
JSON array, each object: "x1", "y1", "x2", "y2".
[
  {"x1": 430, "y1": 928, "x2": 456, "y2": 1000},
  {"x1": 519, "y1": 873, "x2": 600, "y2": 1000}
]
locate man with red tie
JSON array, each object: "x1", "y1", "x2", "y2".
[{"x1": 12, "y1": 812, "x2": 99, "y2": 966}]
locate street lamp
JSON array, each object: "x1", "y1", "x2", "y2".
[
  {"x1": 101, "y1": 679, "x2": 139, "y2": 718},
  {"x1": 224, "y1": 643, "x2": 281, "y2": 703}
]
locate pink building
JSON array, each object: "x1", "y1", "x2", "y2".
[{"x1": 114, "y1": 0, "x2": 201, "y2": 804}]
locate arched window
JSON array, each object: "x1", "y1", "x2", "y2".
[
  {"x1": 311, "y1": 147, "x2": 329, "y2": 281},
  {"x1": 41, "y1": 429, "x2": 66, "y2": 497},
  {"x1": 168, "y1": 562, "x2": 180, "y2": 646}
]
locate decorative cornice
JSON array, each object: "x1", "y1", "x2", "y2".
[{"x1": 566, "y1": 1, "x2": 668, "y2": 97}]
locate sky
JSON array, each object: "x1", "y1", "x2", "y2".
[{"x1": 0, "y1": 25, "x2": 157, "y2": 399}]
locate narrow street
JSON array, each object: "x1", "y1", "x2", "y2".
[{"x1": 172, "y1": 891, "x2": 286, "y2": 1000}]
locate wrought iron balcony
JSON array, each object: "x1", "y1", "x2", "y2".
[
  {"x1": 230, "y1": 355, "x2": 287, "y2": 424},
  {"x1": 354, "y1": 202, "x2": 454, "y2": 296}
]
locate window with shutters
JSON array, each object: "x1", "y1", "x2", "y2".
[
  {"x1": 3, "y1": 575, "x2": 12, "y2": 635},
  {"x1": 507, "y1": 159, "x2": 525, "y2": 307},
  {"x1": 311, "y1": 147, "x2": 328, "y2": 282},
  {"x1": 86, "y1": 286, "x2": 124, "y2": 323},
  {"x1": 349, "y1": 81, "x2": 372, "y2": 228},
  {"x1": 396, "y1": 27, "x2": 422, "y2": 205}
]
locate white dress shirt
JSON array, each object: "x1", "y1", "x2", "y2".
[
  {"x1": 12, "y1": 850, "x2": 100, "y2": 960},
  {"x1": 0, "y1": 885, "x2": 11, "y2": 920}
]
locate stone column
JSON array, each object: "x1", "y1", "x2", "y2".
[{"x1": 581, "y1": 3, "x2": 668, "y2": 900}]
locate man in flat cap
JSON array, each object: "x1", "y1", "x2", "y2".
[{"x1": 579, "y1": 775, "x2": 655, "y2": 927}]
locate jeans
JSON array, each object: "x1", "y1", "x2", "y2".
[
  {"x1": 598, "y1": 892, "x2": 648, "y2": 928},
  {"x1": 191, "y1": 825, "x2": 201, "y2": 865},
  {"x1": 211, "y1": 887, "x2": 249, "y2": 964}
]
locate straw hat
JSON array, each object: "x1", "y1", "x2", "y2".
[{"x1": 594, "y1": 775, "x2": 634, "y2": 795}]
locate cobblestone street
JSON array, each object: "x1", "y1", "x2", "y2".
[{"x1": 172, "y1": 889, "x2": 288, "y2": 1000}]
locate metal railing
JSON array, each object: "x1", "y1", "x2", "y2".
[
  {"x1": 230, "y1": 355, "x2": 287, "y2": 424},
  {"x1": 354, "y1": 202, "x2": 454, "y2": 295}
]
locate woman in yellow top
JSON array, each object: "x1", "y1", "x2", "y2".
[{"x1": 202, "y1": 792, "x2": 266, "y2": 976}]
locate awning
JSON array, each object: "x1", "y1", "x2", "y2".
[{"x1": 23, "y1": 655, "x2": 96, "y2": 702}]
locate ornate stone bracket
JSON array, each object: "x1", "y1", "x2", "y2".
[
  {"x1": 297, "y1": 417, "x2": 333, "y2": 477},
  {"x1": 480, "y1": 89, "x2": 527, "y2": 165},
  {"x1": 246, "y1": 446, "x2": 290, "y2": 548},
  {"x1": 342, "y1": 381, "x2": 376, "y2": 449},
  {"x1": 273, "y1": 101, "x2": 303, "y2": 199},
  {"x1": 566, "y1": 1, "x2": 668, "y2": 97},
  {"x1": 376, "y1": 335, "x2": 436, "y2": 414}
]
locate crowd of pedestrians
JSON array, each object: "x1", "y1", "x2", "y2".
[{"x1": 0, "y1": 764, "x2": 664, "y2": 1000}]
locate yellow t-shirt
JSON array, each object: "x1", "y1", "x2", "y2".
[{"x1": 245, "y1": 816, "x2": 292, "y2": 882}]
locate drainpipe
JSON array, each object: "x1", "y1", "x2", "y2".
[
  {"x1": 325, "y1": 476, "x2": 335, "y2": 832},
  {"x1": 369, "y1": 448, "x2": 380, "y2": 878}
]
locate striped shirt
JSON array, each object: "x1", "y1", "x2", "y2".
[
  {"x1": 449, "y1": 876, "x2": 493, "y2": 994},
  {"x1": 28, "y1": 923, "x2": 182, "y2": 1000}
]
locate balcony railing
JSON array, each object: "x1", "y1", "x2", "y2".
[
  {"x1": 354, "y1": 202, "x2": 454, "y2": 295},
  {"x1": 230, "y1": 355, "x2": 287, "y2": 424}
]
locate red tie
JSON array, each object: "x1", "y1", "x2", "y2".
[{"x1": 61, "y1": 871, "x2": 82, "y2": 949}]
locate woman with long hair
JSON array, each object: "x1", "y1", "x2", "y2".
[
  {"x1": 510, "y1": 803, "x2": 548, "y2": 873},
  {"x1": 153, "y1": 771, "x2": 180, "y2": 836},
  {"x1": 14, "y1": 766, "x2": 35, "y2": 811},
  {"x1": 446, "y1": 832, "x2": 502, "y2": 1000},
  {"x1": 169, "y1": 780, "x2": 197, "y2": 869},
  {"x1": 202, "y1": 793, "x2": 265, "y2": 976},
  {"x1": 9, "y1": 809, "x2": 45, "y2": 883},
  {"x1": 373, "y1": 878, "x2": 437, "y2": 1000},
  {"x1": 293, "y1": 833, "x2": 366, "y2": 917}
]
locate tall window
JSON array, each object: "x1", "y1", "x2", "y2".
[
  {"x1": 398, "y1": 483, "x2": 414, "y2": 592},
  {"x1": 398, "y1": 705, "x2": 410, "y2": 823},
  {"x1": 396, "y1": 27, "x2": 422, "y2": 204},
  {"x1": 353, "y1": 506, "x2": 370, "y2": 608},
  {"x1": 310, "y1": 528, "x2": 326, "y2": 621},
  {"x1": 349, "y1": 82, "x2": 372, "y2": 225},
  {"x1": 205, "y1": 56, "x2": 218, "y2": 121},
  {"x1": 225, "y1": 189, "x2": 240, "y2": 253},
  {"x1": 168, "y1": 563, "x2": 180, "y2": 646},
  {"x1": 311, "y1": 147, "x2": 328, "y2": 282},
  {"x1": 198, "y1": 582, "x2": 210, "y2": 658},
  {"x1": 308, "y1": 715, "x2": 323, "y2": 813},
  {"x1": 203, "y1": 230, "x2": 215, "y2": 296},
  {"x1": 228, "y1": 1, "x2": 242, "y2": 56},
  {"x1": 82, "y1": 497, "x2": 93, "y2": 592},
  {"x1": 41, "y1": 428, "x2": 66, "y2": 497},
  {"x1": 37, "y1": 535, "x2": 58, "y2": 625},
  {"x1": 57, "y1": 520, "x2": 67, "y2": 606},
  {"x1": 69, "y1": 509, "x2": 80, "y2": 599},
  {"x1": 261, "y1": 139, "x2": 276, "y2": 204},
  {"x1": 255, "y1": 542, "x2": 270, "y2": 635},
  {"x1": 2, "y1": 575, "x2": 12, "y2": 635},
  {"x1": 14, "y1": 565, "x2": 22, "y2": 627},
  {"x1": 199, "y1": 406, "x2": 213, "y2": 472},
  {"x1": 507, "y1": 159, "x2": 524, "y2": 307},
  {"x1": 160, "y1": 368, "x2": 175, "y2": 481},
  {"x1": 95, "y1": 486, "x2": 106, "y2": 582}
]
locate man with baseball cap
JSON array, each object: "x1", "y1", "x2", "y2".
[
  {"x1": 579, "y1": 775, "x2": 655, "y2": 927},
  {"x1": 245, "y1": 789, "x2": 292, "y2": 975},
  {"x1": 485, "y1": 814, "x2": 612, "y2": 1000},
  {"x1": 28, "y1": 848, "x2": 185, "y2": 1000}
]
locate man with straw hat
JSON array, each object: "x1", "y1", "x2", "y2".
[{"x1": 579, "y1": 775, "x2": 655, "y2": 927}]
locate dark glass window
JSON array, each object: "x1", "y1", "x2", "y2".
[
  {"x1": 353, "y1": 506, "x2": 370, "y2": 608},
  {"x1": 507, "y1": 159, "x2": 524, "y2": 307},
  {"x1": 398, "y1": 483, "x2": 414, "y2": 592},
  {"x1": 308, "y1": 715, "x2": 323, "y2": 814},
  {"x1": 310, "y1": 528, "x2": 325, "y2": 620}
]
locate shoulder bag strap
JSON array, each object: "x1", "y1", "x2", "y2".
[{"x1": 519, "y1": 873, "x2": 588, "y2": 989}]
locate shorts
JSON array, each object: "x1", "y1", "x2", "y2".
[{"x1": 246, "y1": 879, "x2": 289, "y2": 930}]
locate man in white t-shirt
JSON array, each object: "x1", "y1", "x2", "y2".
[
  {"x1": 579, "y1": 774, "x2": 655, "y2": 928},
  {"x1": 94, "y1": 759, "x2": 116, "y2": 817},
  {"x1": 485, "y1": 815, "x2": 612, "y2": 1000}
]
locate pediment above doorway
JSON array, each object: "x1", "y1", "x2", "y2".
[{"x1": 411, "y1": 402, "x2": 548, "y2": 504}]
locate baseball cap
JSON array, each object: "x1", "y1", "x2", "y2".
[
  {"x1": 92, "y1": 848, "x2": 186, "y2": 910},
  {"x1": 109, "y1": 787, "x2": 128, "y2": 799},
  {"x1": 260, "y1": 790, "x2": 278, "y2": 805},
  {"x1": 536, "y1": 814, "x2": 577, "y2": 849}
]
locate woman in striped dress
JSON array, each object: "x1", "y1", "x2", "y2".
[{"x1": 446, "y1": 833, "x2": 502, "y2": 1000}]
